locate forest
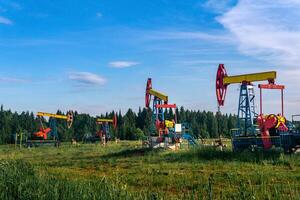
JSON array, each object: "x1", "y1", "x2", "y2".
[
  {"x1": 0, "y1": 105, "x2": 237, "y2": 145},
  {"x1": 0, "y1": 106, "x2": 286, "y2": 146},
  {"x1": 0, "y1": 104, "x2": 299, "y2": 144}
]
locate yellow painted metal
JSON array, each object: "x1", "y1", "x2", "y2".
[
  {"x1": 96, "y1": 118, "x2": 114, "y2": 123},
  {"x1": 149, "y1": 89, "x2": 168, "y2": 102},
  {"x1": 224, "y1": 71, "x2": 276, "y2": 84},
  {"x1": 165, "y1": 120, "x2": 175, "y2": 128},
  {"x1": 37, "y1": 112, "x2": 68, "y2": 120}
]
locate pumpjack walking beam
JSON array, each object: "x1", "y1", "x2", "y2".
[
  {"x1": 35, "y1": 111, "x2": 73, "y2": 140},
  {"x1": 96, "y1": 114, "x2": 117, "y2": 139},
  {"x1": 37, "y1": 111, "x2": 74, "y2": 129}
]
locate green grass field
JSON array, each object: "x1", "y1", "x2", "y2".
[{"x1": 0, "y1": 141, "x2": 299, "y2": 200}]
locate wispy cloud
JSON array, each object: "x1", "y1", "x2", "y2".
[
  {"x1": 0, "y1": 77, "x2": 28, "y2": 83},
  {"x1": 142, "y1": 30, "x2": 232, "y2": 42},
  {"x1": 69, "y1": 72, "x2": 106, "y2": 86},
  {"x1": 109, "y1": 61, "x2": 140, "y2": 68},
  {"x1": 202, "y1": 0, "x2": 236, "y2": 13},
  {"x1": 0, "y1": 16, "x2": 12, "y2": 25},
  {"x1": 215, "y1": 1, "x2": 300, "y2": 116},
  {"x1": 0, "y1": 1, "x2": 22, "y2": 25},
  {"x1": 1, "y1": 0, "x2": 22, "y2": 10},
  {"x1": 0, "y1": 38, "x2": 73, "y2": 47},
  {"x1": 69, "y1": 104, "x2": 111, "y2": 116},
  {"x1": 218, "y1": 0, "x2": 300, "y2": 68}
]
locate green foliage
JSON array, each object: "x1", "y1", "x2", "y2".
[
  {"x1": 123, "y1": 109, "x2": 137, "y2": 140},
  {"x1": 135, "y1": 128, "x2": 145, "y2": 140},
  {"x1": 0, "y1": 105, "x2": 237, "y2": 144}
]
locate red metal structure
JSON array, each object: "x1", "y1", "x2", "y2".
[
  {"x1": 145, "y1": 78, "x2": 177, "y2": 135},
  {"x1": 258, "y1": 84, "x2": 285, "y2": 116},
  {"x1": 34, "y1": 128, "x2": 52, "y2": 140},
  {"x1": 216, "y1": 64, "x2": 228, "y2": 107},
  {"x1": 257, "y1": 84, "x2": 287, "y2": 149},
  {"x1": 215, "y1": 64, "x2": 289, "y2": 150}
]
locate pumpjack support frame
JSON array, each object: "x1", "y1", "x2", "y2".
[
  {"x1": 145, "y1": 78, "x2": 177, "y2": 135},
  {"x1": 216, "y1": 64, "x2": 300, "y2": 152},
  {"x1": 237, "y1": 84, "x2": 257, "y2": 136}
]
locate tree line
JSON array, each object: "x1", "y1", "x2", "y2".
[{"x1": 0, "y1": 105, "x2": 241, "y2": 144}]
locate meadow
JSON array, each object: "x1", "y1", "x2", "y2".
[{"x1": 0, "y1": 141, "x2": 299, "y2": 200}]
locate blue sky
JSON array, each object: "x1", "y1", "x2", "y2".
[{"x1": 0, "y1": 0, "x2": 299, "y2": 118}]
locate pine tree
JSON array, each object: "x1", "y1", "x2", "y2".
[{"x1": 0, "y1": 105, "x2": 238, "y2": 144}]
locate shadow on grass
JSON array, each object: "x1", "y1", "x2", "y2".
[
  {"x1": 100, "y1": 146, "x2": 288, "y2": 165},
  {"x1": 101, "y1": 147, "x2": 289, "y2": 165},
  {"x1": 101, "y1": 147, "x2": 162, "y2": 160},
  {"x1": 42, "y1": 148, "x2": 163, "y2": 168},
  {"x1": 46, "y1": 146, "x2": 290, "y2": 168},
  {"x1": 163, "y1": 147, "x2": 287, "y2": 164}
]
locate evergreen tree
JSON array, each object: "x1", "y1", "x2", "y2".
[
  {"x1": 123, "y1": 109, "x2": 137, "y2": 140},
  {"x1": 0, "y1": 105, "x2": 239, "y2": 144}
]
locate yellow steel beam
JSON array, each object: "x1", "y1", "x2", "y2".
[
  {"x1": 149, "y1": 89, "x2": 168, "y2": 102},
  {"x1": 96, "y1": 118, "x2": 114, "y2": 123},
  {"x1": 224, "y1": 71, "x2": 276, "y2": 85},
  {"x1": 37, "y1": 112, "x2": 68, "y2": 120}
]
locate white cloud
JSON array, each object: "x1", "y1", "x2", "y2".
[
  {"x1": 216, "y1": 0, "x2": 300, "y2": 116},
  {"x1": 0, "y1": 16, "x2": 12, "y2": 25},
  {"x1": 218, "y1": 0, "x2": 300, "y2": 68},
  {"x1": 109, "y1": 61, "x2": 139, "y2": 68},
  {"x1": 69, "y1": 72, "x2": 106, "y2": 86}
]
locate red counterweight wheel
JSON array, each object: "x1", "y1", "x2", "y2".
[
  {"x1": 266, "y1": 114, "x2": 278, "y2": 129},
  {"x1": 66, "y1": 110, "x2": 74, "y2": 129},
  {"x1": 145, "y1": 78, "x2": 152, "y2": 108},
  {"x1": 113, "y1": 114, "x2": 117, "y2": 129},
  {"x1": 216, "y1": 64, "x2": 228, "y2": 106}
]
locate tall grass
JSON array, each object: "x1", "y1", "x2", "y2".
[
  {"x1": 0, "y1": 160, "x2": 165, "y2": 200},
  {"x1": 0, "y1": 142, "x2": 299, "y2": 199}
]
